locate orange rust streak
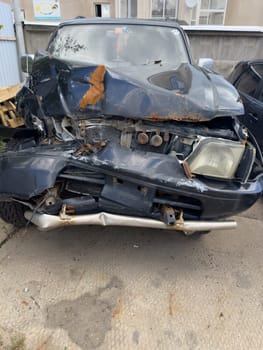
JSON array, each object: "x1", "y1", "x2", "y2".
[
  {"x1": 146, "y1": 112, "x2": 206, "y2": 122},
  {"x1": 182, "y1": 161, "x2": 193, "y2": 179},
  {"x1": 80, "y1": 65, "x2": 106, "y2": 109}
]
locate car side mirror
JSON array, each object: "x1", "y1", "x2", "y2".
[
  {"x1": 198, "y1": 58, "x2": 215, "y2": 71},
  {"x1": 21, "y1": 54, "x2": 34, "y2": 74}
]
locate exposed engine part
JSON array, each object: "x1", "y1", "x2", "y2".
[
  {"x1": 52, "y1": 117, "x2": 75, "y2": 141},
  {"x1": 120, "y1": 131, "x2": 132, "y2": 148},
  {"x1": 73, "y1": 141, "x2": 107, "y2": 156},
  {"x1": 85, "y1": 125, "x2": 120, "y2": 144},
  {"x1": 150, "y1": 134, "x2": 163, "y2": 147},
  {"x1": 43, "y1": 187, "x2": 60, "y2": 208},
  {"x1": 45, "y1": 195, "x2": 57, "y2": 207},
  {"x1": 137, "y1": 132, "x2": 149, "y2": 145},
  {"x1": 162, "y1": 205, "x2": 176, "y2": 225},
  {"x1": 53, "y1": 117, "x2": 239, "y2": 144},
  {"x1": 45, "y1": 117, "x2": 246, "y2": 167},
  {"x1": 31, "y1": 115, "x2": 45, "y2": 133}
]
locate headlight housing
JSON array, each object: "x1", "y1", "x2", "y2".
[{"x1": 186, "y1": 138, "x2": 246, "y2": 180}]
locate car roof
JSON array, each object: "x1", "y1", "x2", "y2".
[{"x1": 58, "y1": 17, "x2": 182, "y2": 30}]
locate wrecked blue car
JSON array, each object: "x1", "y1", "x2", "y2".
[{"x1": 0, "y1": 19, "x2": 262, "y2": 234}]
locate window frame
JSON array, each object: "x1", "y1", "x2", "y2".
[
  {"x1": 194, "y1": 0, "x2": 228, "y2": 25},
  {"x1": 151, "y1": 0, "x2": 179, "y2": 20}
]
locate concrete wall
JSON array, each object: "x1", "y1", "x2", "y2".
[
  {"x1": 24, "y1": 24, "x2": 55, "y2": 52},
  {"x1": 187, "y1": 29, "x2": 263, "y2": 76}
]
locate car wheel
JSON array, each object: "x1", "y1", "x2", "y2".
[
  {"x1": 0, "y1": 202, "x2": 27, "y2": 228},
  {"x1": 0, "y1": 138, "x2": 31, "y2": 228}
]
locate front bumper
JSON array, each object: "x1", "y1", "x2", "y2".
[
  {"x1": 0, "y1": 143, "x2": 262, "y2": 220},
  {"x1": 24, "y1": 210, "x2": 237, "y2": 233}
]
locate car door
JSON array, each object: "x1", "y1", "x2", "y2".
[
  {"x1": 239, "y1": 91, "x2": 263, "y2": 155},
  {"x1": 234, "y1": 62, "x2": 263, "y2": 155}
]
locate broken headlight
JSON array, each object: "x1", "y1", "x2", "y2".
[{"x1": 186, "y1": 138, "x2": 246, "y2": 179}]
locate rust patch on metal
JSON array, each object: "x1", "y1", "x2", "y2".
[
  {"x1": 65, "y1": 205, "x2": 75, "y2": 215},
  {"x1": 182, "y1": 161, "x2": 193, "y2": 179},
  {"x1": 59, "y1": 204, "x2": 75, "y2": 225},
  {"x1": 74, "y1": 141, "x2": 107, "y2": 156},
  {"x1": 80, "y1": 65, "x2": 106, "y2": 109},
  {"x1": 146, "y1": 112, "x2": 206, "y2": 123}
]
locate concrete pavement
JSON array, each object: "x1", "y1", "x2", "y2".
[{"x1": 0, "y1": 199, "x2": 262, "y2": 350}]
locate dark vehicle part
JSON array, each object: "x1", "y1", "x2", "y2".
[
  {"x1": 0, "y1": 202, "x2": 27, "y2": 228},
  {"x1": 229, "y1": 60, "x2": 263, "y2": 158},
  {"x1": 0, "y1": 19, "x2": 262, "y2": 232}
]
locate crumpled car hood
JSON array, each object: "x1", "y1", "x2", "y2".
[{"x1": 27, "y1": 56, "x2": 244, "y2": 121}]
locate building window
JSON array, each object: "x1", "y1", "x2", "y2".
[
  {"x1": 152, "y1": 0, "x2": 179, "y2": 19},
  {"x1": 95, "y1": 3, "x2": 111, "y2": 17},
  {"x1": 119, "y1": 0, "x2": 137, "y2": 18},
  {"x1": 198, "y1": 0, "x2": 227, "y2": 25},
  {"x1": 95, "y1": 4, "x2": 102, "y2": 16}
]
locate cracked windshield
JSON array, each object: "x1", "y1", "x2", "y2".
[{"x1": 48, "y1": 24, "x2": 189, "y2": 67}]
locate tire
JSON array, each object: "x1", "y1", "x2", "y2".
[
  {"x1": 0, "y1": 202, "x2": 27, "y2": 228},
  {"x1": 0, "y1": 139, "x2": 29, "y2": 228}
]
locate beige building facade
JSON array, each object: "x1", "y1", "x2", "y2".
[
  {"x1": 2, "y1": 0, "x2": 263, "y2": 26},
  {"x1": 2, "y1": 0, "x2": 116, "y2": 20},
  {"x1": 139, "y1": 0, "x2": 263, "y2": 26},
  {"x1": 224, "y1": 0, "x2": 263, "y2": 26}
]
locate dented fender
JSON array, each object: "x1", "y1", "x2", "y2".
[{"x1": 0, "y1": 151, "x2": 68, "y2": 198}]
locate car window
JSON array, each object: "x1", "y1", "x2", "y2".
[
  {"x1": 48, "y1": 24, "x2": 189, "y2": 68},
  {"x1": 235, "y1": 68, "x2": 260, "y2": 98},
  {"x1": 251, "y1": 63, "x2": 263, "y2": 79},
  {"x1": 257, "y1": 86, "x2": 263, "y2": 103},
  {"x1": 251, "y1": 64, "x2": 263, "y2": 103}
]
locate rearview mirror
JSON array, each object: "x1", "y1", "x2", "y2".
[
  {"x1": 198, "y1": 58, "x2": 215, "y2": 71},
  {"x1": 21, "y1": 54, "x2": 34, "y2": 74}
]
